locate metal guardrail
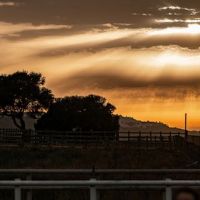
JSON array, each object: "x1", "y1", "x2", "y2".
[
  {"x1": 0, "y1": 169, "x2": 200, "y2": 200},
  {"x1": 0, "y1": 168, "x2": 200, "y2": 175},
  {"x1": 2, "y1": 178, "x2": 200, "y2": 200}
]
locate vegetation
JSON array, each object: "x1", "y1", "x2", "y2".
[
  {"x1": 35, "y1": 95, "x2": 119, "y2": 132},
  {"x1": 0, "y1": 71, "x2": 53, "y2": 130},
  {"x1": 0, "y1": 144, "x2": 199, "y2": 169},
  {"x1": 0, "y1": 71, "x2": 119, "y2": 134}
]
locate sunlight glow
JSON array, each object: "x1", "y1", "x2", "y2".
[
  {"x1": 155, "y1": 18, "x2": 200, "y2": 23},
  {"x1": 21, "y1": 29, "x2": 135, "y2": 49},
  {"x1": 149, "y1": 24, "x2": 200, "y2": 35},
  {"x1": 188, "y1": 24, "x2": 200, "y2": 34},
  {"x1": 153, "y1": 53, "x2": 191, "y2": 67}
]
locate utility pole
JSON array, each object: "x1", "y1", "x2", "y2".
[{"x1": 185, "y1": 113, "x2": 188, "y2": 141}]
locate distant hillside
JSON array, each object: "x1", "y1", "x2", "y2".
[
  {"x1": 0, "y1": 115, "x2": 184, "y2": 133},
  {"x1": 119, "y1": 116, "x2": 184, "y2": 133}
]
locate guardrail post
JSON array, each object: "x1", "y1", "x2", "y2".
[
  {"x1": 90, "y1": 178, "x2": 98, "y2": 200},
  {"x1": 165, "y1": 179, "x2": 172, "y2": 200},
  {"x1": 26, "y1": 174, "x2": 32, "y2": 200},
  {"x1": 14, "y1": 179, "x2": 21, "y2": 200}
]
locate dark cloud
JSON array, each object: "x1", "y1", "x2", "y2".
[
  {"x1": 53, "y1": 69, "x2": 200, "y2": 99},
  {"x1": 0, "y1": 0, "x2": 199, "y2": 27}
]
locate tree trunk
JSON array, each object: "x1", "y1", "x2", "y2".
[
  {"x1": 19, "y1": 117, "x2": 26, "y2": 130},
  {"x1": 11, "y1": 116, "x2": 23, "y2": 129},
  {"x1": 12, "y1": 116, "x2": 26, "y2": 130},
  {"x1": 12, "y1": 116, "x2": 28, "y2": 145}
]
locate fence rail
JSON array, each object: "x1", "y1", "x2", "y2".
[
  {"x1": 0, "y1": 168, "x2": 200, "y2": 175},
  {"x1": 1, "y1": 178, "x2": 200, "y2": 200},
  {"x1": 0, "y1": 169, "x2": 200, "y2": 200},
  {"x1": 0, "y1": 129, "x2": 186, "y2": 146}
]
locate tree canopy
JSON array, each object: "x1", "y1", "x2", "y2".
[
  {"x1": 0, "y1": 71, "x2": 54, "y2": 130},
  {"x1": 35, "y1": 95, "x2": 119, "y2": 132}
]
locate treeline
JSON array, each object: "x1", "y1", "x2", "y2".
[{"x1": 0, "y1": 71, "x2": 119, "y2": 133}]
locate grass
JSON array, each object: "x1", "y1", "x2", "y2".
[{"x1": 0, "y1": 144, "x2": 199, "y2": 169}]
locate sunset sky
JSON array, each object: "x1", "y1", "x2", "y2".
[{"x1": 1, "y1": 0, "x2": 200, "y2": 130}]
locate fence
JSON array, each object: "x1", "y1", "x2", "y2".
[
  {"x1": 187, "y1": 135, "x2": 200, "y2": 146},
  {"x1": 2, "y1": 178, "x2": 200, "y2": 200},
  {"x1": 0, "y1": 169, "x2": 200, "y2": 200},
  {"x1": 1, "y1": 168, "x2": 200, "y2": 176},
  {"x1": 0, "y1": 129, "x2": 186, "y2": 146}
]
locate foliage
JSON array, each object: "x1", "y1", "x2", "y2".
[
  {"x1": 0, "y1": 71, "x2": 54, "y2": 130},
  {"x1": 35, "y1": 95, "x2": 119, "y2": 132}
]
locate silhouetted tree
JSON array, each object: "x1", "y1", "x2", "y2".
[
  {"x1": 0, "y1": 71, "x2": 54, "y2": 130},
  {"x1": 35, "y1": 95, "x2": 119, "y2": 134}
]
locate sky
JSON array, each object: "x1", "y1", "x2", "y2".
[{"x1": 1, "y1": 0, "x2": 200, "y2": 130}]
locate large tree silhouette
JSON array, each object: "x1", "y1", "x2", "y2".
[
  {"x1": 35, "y1": 95, "x2": 119, "y2": 133},
  {"x1": 0, "y1": 71, "x2": 54, "y2": 130}
]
